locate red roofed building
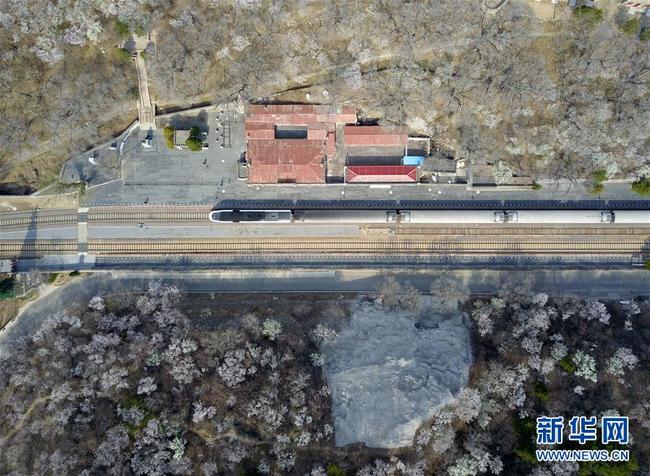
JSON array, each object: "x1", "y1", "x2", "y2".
[
  {"x1": 247, "y1": 104, "x2": 357, "y2": 126},
  {"x1": 244, "y1": 104, "x2": 420, "y2": 184},
  {"x1": 245, "y1": 104, "x2": 356, "y2": 184},
  {"x1": 247, "y1": 140, "x2": 326, "y2": 184},
  {"x1": 244, "y1": 122, "x2": 275, "y2": 140},
  {"x1": 345, "y1": 165, "x2": 418, "y2": 183},
  {"x1": 344, "y1": 126, "x2": 408, "y2": 147}
]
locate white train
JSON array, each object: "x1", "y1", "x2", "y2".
[{"x1": 209, "y1": 209, "x2": 650, "y2": 224}]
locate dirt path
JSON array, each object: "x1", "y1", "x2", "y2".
[{"x1": 0, "y1": 192, "x2": 79, "y2": 212}]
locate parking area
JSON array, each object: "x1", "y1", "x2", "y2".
[
  {"x1": 60, "y1": 139, "x2": 122, "y2": 187},
  {"x1": 84, "y1": 108, "x2": 247, "y2": 204}
]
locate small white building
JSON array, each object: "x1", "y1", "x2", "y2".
[
  {"x1": 621, "y1": 0, "x2": 650, "y2": 15},
  {"x1": 0, "y1": 260, "x2": 14, "y2": 274}
]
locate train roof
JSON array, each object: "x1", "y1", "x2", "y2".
[
  {"x1": 512, "y1": 210, "x2": 612, "y2": 223},
  {"x1": 407, "y1": 210, "x2": 501, "y2": 223},
  {"x1": 215, "y1": 199, "x2": 650, "y2": 211}
]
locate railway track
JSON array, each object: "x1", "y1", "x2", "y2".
[
  {"x1": 2, "y1": 236, "x2": 649, "y2": 258},
  {"x1": 85, "y1": 238, "x2": 650, "y2": 255},
  {"x1": 88, "y1": 207, "x2": 212, "y2": 223},
  {"x1": 0, "y1": 210, "x2": 78, "y2": 228},
  {"x1": 0, "y1": 240, "x2": 78, "y2": 257}
]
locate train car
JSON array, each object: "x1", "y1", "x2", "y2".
[
  {"x1": 611, "y1": 210, "x2": 650, "y2": 224},
  {"x1": 510, "y1": 210, "x2": 613, "y2": 224},
  {"x1": 209, "y1": 210, "x2": 292, "y2": 223},
  {"x1": 208, "y1": 207, "x2": 650, "y2": 225},
  {"x1": 407, "y1": 210, "x2": 507, "y2": 224},
  {"x1": 293, "y1": 209, "x2": 393, "y2": 223}
]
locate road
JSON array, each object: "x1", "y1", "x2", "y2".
[{"x1": 2, "y1": 268, "x2": 648, "y2": 355}]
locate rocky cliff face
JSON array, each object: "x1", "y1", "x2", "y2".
[{"x1": 322, "y1": 300, "x2": 471, "y2": 448}]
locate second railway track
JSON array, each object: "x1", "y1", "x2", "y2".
[
  {"x1": 2, "y1": 236, "x2": 649, "y2": 258},
  {"x1": 86, "y1": 238, "x2": 650, "y2": 256}
]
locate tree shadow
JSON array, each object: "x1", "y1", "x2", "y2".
[
  {"x1": 17, "y1": 209, "x2": 39, "y2": 259},
  {"x1": 0, "y1": 182, "x2": 35, "y2": 195},
  {"x1": 164, "y1": 111, "x2": 209, "y2": 134}
]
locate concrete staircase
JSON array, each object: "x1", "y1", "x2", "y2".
[{"x1": 131, "y1": 45, "x2": 156, "y2": 131}]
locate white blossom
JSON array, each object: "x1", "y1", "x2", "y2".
[
  {"x1": 169, "y1": 437, "x2": 186, "y2": 460},
  {"x1": 578, "y1": 300, "x2": 610, "y2": 325},
  {"x1": 605, "y1": 347, "x2": 638, "y2": 377},
  {"x1": 257, "y1": 459, "x2": 271, "y2": 474},
  {"x1": 454, "y1": 388, "x2": 482, "y2": 424},
  {"x1": 262, "y1": 319, "x2": 282, "y2": 341},
  {"x1": 88, "y1": 296, "x2": 106, "y2": 312},
  {"x1": 218, "y1": 349, "x2": 256, "y2": 387},
  {"x1": 99, "y1": 367, "x2": 129, "y2": 392},
  {"x1": 310, "y1": 324, "x2": 338, "y2": 345},
  {"x1": 572, "y1": 351, "x2": 597, "y2": 383},
  {"x1": 192, "y1": 401, "x2": 217, "y2": 423},
  {"x1": 447, "y1": 455, "x2": 479, "y2": 476},
  {"x1": 550, "y1": 342, "x2": 568, "y2": 362},
  {"x1": 136, "y1": 376, "x2": 157, "y2": 395},
  {"x1": 296, "y1": 431, "x2": 311, "y2": 447},
  {"x1": 310, "y1": 465, "x2": 327, "y2": 476},
  {"x1": 471, "y1": 302, "x2": 494, "y2": 337},
  {"x1": 479, "y1": 364, "x2": 529, "y2": 409},
  {"x1": 222, "y1": 442, "x2": 247, "y2": 469}
]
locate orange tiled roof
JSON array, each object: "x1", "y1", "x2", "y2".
[
  {"x1": 344, "y1": 126, "x2": 408, "y2": 147},
  {"x1": 246, "y1": 104, "x2": 357, "y2": 125},
  {"x1": 247, "y1": 139, "x2": 326, "y2": 184}
]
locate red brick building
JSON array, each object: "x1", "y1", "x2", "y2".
[
  {"x1": 245, "y1": 104, "x2": 356, "y2": 184},
  {"x1": 244, "y1": 104, "x2": 411, "y2": 184}
]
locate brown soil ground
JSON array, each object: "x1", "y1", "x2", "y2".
[{"x1": 0, "y1": 192, "x2": 79, "y2": 212}]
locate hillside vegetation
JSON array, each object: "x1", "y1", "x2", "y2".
[
  {"x1": 1, "y1": 0, "x2": 648, "y2": 188},
  {"x1": 1, "y1": 279, "x2": 648, "y2": 474}
]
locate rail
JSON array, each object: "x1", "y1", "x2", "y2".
[
  {"x1": 88, "y1": 207, "x2": 212, "y2": 222},
  {"x1": 85, "y1": 238, "x2": 650, "y2": 255},
  {"x1": 0, "y1": 240, "x2": 78, "y2": 257},
  {"x1": 3, "y1": 236, "x2": 648, "y2": 259},
  {"x1": 0, "y1": 210, "x2": 79, "y2": 228}
]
